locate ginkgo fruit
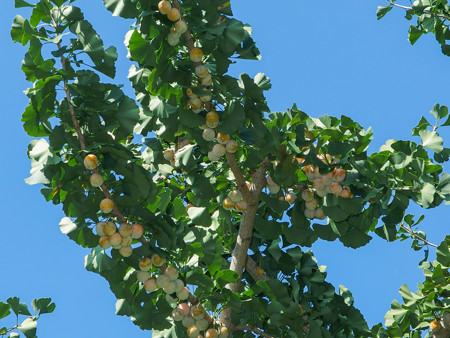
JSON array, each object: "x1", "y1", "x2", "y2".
[
  {"x1": 139, "y1": 257, "x2": 152, "y2": 271},
  {"x1": 187, "y1": 326, "x2": 200, "y2": 337},
  {"x1": 109, "y1": 232, "x2": 123, "y2": 247},
  {"x1": 163, "y1": 281, "x2": 176, "y2": 294},
  {"x1": 235, "y1": 199, "x2": 248, "y2": 212},
  {"x1": 218, "y1": 326, "x2": 229, "y2": 338},
  {"x1": 131, "y1": 223, "x2": 144, "y2": 238},
  {"x1": 229, "y1": 190, "x2": 243, "y2": 202},
  {"x1": 330, "y1": 182, "x2": 343, "y2": 195},
  {"x1": 137, "y1": 270, "x2": 151, "y2": 283},
  {"x1": 200, "y1": 73, "x2": 213, "y2": 86},
  {"x1": 167, "y1": 8, "x2": 181, "y2": 21},
  {"x1": 167, "y1": 32, "x2": 180, "y2": 46},
  {"x1": 217, "y1": 133, "x2": 230, "y2": 144},
  {"x1": 99, "y1": 235, "x2": 112, "y2": 249},
  {"x1": 174, "y1": 20, "x2": 188, "y2": 34},
  {"x1": 103, "y1": 221, "x2": 117, "y2": 236},
  {"x1": 182, "y1": 315, "x2": 195, "y2": 328},
  {"x1": 83, "y1": 154, "x2": 98, "y2": 170},
  {"x1": 190, "y1": 305, "x2": 205, "y2": 320},
  {"x1": 340, "y1": 187, "x2": 353, "y2": 199},
  {"x1": 151, "y1": 253, "x2": 165, "y2": 266},
  {"x1": 268, "y1": 184, "x2": 280, "y2": 194},
  {"x1": 202, "y1": 128, "x2": 215, "y2": 141},
  {"x1": 205, "y1": 111, "x2": 219, "y2": 124},
  {"x1": 121, "y1": 236, "x2": 132, "y2": 247},
  {"x1": 205, "y1": 329, "x2": 219, "y2": 338},
  {"x1": 212, "y1": 143, "x2": 226, "y2": 157},
  {"x1": 157, "y1": 274, "x2": 171, "y2": 288},
  {"x1": 177, "y1": 286, "x2": 190, "y2": 300},
  {"x1": 189, "y1": 97, "x2": 202, "y2": 110},
  {"x1": 158, "y1": 0, "x2": 171, "y2": 14},
  {"x1": 89, "y1": 173, "x2": 103, "y2": 187},
  {"x1": 222, "y1": 197, "x2": 235, "y2": 210},
  {"x1": 144, "y1": 278, "x2": 157, "y2": 292},
  {"x1": 178, "y1": 303, "x2": 190, "y2": 315},
  {"x1": 285, "y1": 192, "x2": 297, "y2": 204},
  {"x1": 305, "y1": 199, "x2": 318, "y2": 210},
  {"x1": 225, "y1": 139, "x2": 238, "y2": 153},
  {"x1": 332, "y1": 168, "x2": 346, "y2": 183},
  {"x1": 195, "y1": 65, "x2": 209, "y2": 78},
  {"x1": 118, "y1": 223, "x2": 132, "y2": 237},
  {"x1": 304, "y1": 208, "x2": 315, "y2": 219},
  {"x1": 208, "y1": 150, "x2": 220, "y2": 162},
  {"x1": 119, "y1": 246, "x2": 132, "y2": 257},
  {"x1": 100, "y1": 198, "x2": 114, "y2": 213},
  {"x1": 190, "y1": 48, "x2": 203, "y2": 62},
  {"x1": 172, "y1": 308, "x2": 185, "y2": 321},
  {"x1": 315, "y1": 208, "x2": 326, "y2": 220},
  {"x1": 301, "y1": 189, "x2": 315, "y2": 201},
  {"x1": 165, "y1": 266, "x2": 179, "y2": 281},
  {"x1": 95, "y1": 222, "x2": 106, "y2": 236},
  {"x1": 163, "y1": 149, "x2": 175, "y2": 161}
]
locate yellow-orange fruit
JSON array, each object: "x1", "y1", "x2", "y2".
[
  {"x1": 95, "y1": 222, "x2": 106, "y2": 236},
  {"x1": 205, "y1": 111, "x2": 219, "y2": 124},
  {"x1": 119, "y1": 246, "x2": 132, "y2": 257},
  {"x1": 200, "y1": 73, "x2": 213, "y2": 86},
  {"x1": 109, "y1": 232, "x2": 123, "y2": 247},
  {"x1": 212, "y1": 143, "x2": 226, "y2": 157},
  {"x1": 176, "y1": 286, "x2": 190, "y2": 300},
  {"x1": 200, "y1": 92, "x2": 212, "y2": 102},
  {"x1": 99, "y1": 235, "x2": 111, "y2": 249},
  {"x1": 100, "y1": 198, "x2": 114, "y2": 213},
  {"x1": 182, "y1": 315, "x2": 195, "y2": 328},
  {"x1": 103, "y1": 221, "x2": 117, "y2": 236},
  {"x1": 195, "y1": 65, "x2": 209, "y2": 78},
  {"x1": 340, "y1": 187, "x2": 353, "y2": 199},
  {"x1": 305, "y1": 199, "x2": 318, "y2": 210},
  {"x1": 313, "y1": 178, "x2": 325, "y2": 191},
  {"x1": 301, "y1": 189, "x2": 315, "y2": 202},
  {"x1": 165, "y1": 266, "x2": 179, "y2": 281},
  {"x1": 190, "y1": 48, "x2": 203, "y2": 62},
  {"x1": 167, "y1": 33, "x2": 179, "y2": 46},
  {"x1": 202, "y1": 128, "x2": 215, "y2": 141},
  {"x1": 285, "y1": 192, "x2": 297, "y2": 204},
  {"x1": 89, "y1": 173, "x2": 103, "y2": 187},
  {"x1": 217, "y1": 133, "x2": 230, "y2": 144},
  {"x1": 225, "y1": 139, "x2": 238, "y2": 153},
  {"x1": 137, "y1": 270, "x2": 151, "y2": 283},
  {"x1": 83, "y1": 154, "x2": 98, "y2": 170},
  {"x1": 121, "y1": 236, "x2": 132, "y2": 247},
  {"x1": 429, "y1": 320, "x2": 440, "y2": 331},
  {"x1": 163, "y1": 281, "x2": 176, "y2": 294},
  {"x1": 187, "y1": 326, "x2": 200, "y2": 338},
  {"x1": 205, "y1": 329, "x2": 219, "y2": 338},
  {"x1": 256, "y1": 268, "x2": 265, "y2": 276},
  {"x1": 131, "y1": 223, "x2": 144, "y2": 239},
  {"x1": 163, "y1": 149, "x2": 175, "y2": 161},
  {"x1": 222, "y1": 197, "x2": 235, "y2": 210},
  {"x1": 178, "y1": 303, "x2": 190, "y2": 315},
  {"x1": 139, "y1": 257, "x2": 152, "y2": 271},
  {"x1": 190, "y1": 305, "x2": 205, "y2": 320},
  {"x1": 119, "y1": 223, "x2": 132, "y2": 237},
  {"x1": 167, "y1": 8, "x2": 180, "y2": 21},
  {"x1": 302, "y1": 165, "x2": 319, "y2": 181},
  {"x1": 158, "y1": 0, "x2": 171, "y2": 14},
  {"x1": 172, "y1": 308, "x2": 185, "y2": 321},
  {"x1": 330, "y1": 182, "x2": 343, "y2": 196},
  {"x1": 235, "y1": 199, "x2": 248, "y2": 212},
  {"x1": 189, "y1": 97, "x2": 202, "y2": 110},
  {"x1": 196, "y1": 318, "x2": 209, "y2": 331},
  {"x1": 218, "y1": 326, "x2": 229, "y2": 338},
  {"x1": 186, "y1": 87, "x2": 197, "y2": 98},
  {"x1": 151, "y1": 253, "x2": 165, "y2": 267},
  {"x1": 332, "y1": 168, "x2": 346, "y2": 183},
  {"x1": 207, "y1": 150, "x2": 220, "y2": 162}
]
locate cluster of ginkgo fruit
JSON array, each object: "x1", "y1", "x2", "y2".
[
  {"x1": 83, "y1": 154, "x2": 144, "y2": 257},
  {"x1": 262, "y1": 154, "x2": 353, "y2": 220},
  {"x1": 222, "y1": 189, "x2": 248, "y2": 212},
  {"x1": 158, "y1": 0, "x2": 239, "y2": 164}
]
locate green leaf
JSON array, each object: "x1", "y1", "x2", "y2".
[
  {"x1": 188, "y1": 207, "x2": 212, "y2": 227},
  {"x1": 419, "y1": 182, "x2": 435, "y2": 208},
  {"x1": 116, "y1": 97, "x2": 140, "y2": 135},
  {"x1": 438, "y1": 173, "x2": 450, "y2": 197},
  {"x1": 419, "y1": 130, "x2": 443, "y2": 153},
  {"x1": 436, "y1": 237, "x2": 450, "y2": 266},
  {"x1": 430, "y1": 103, "x2": 448, "y2": 122},
  {"x1": 115, "y1": 299, "x2": 133, "y2": 316},
  {"x1": 18, "y1": 318, "x2": 37, "y2": 338},
  {"x1": 11, "y1": 15, "x2": 34, "y2": 46},
  {"x1": 0, "y1": 302, "x2": 11, "y2": 320},
  {"x1": 7, "y1": 297, "x2": 31, "y2": 316},
  {"x1": 408, "y1": 25, "x2": 423, "y2": 45},
  {"x1": 15, "y1": 0, "x2": 34, "y2": 8},
  {"x1": 31, "y1": 298, "x2": 55, "y2": 315},
  {"x1": 377, "y1": 6, "x2": 392, "y2": 20},
  {"x1": 128, "y1": 30, "x2": 156, "y2": 67},
  {"x1": 103, "y1": 0, "x2": 139, "y2": 18}
]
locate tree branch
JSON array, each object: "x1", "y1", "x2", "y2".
[
  {"x1": 400, "y1": 223, "x2": 437, "y2": 248},
  {"x1": 226, "y1": 152, "x2": 251, "y2": 202},
  {"x1": 233, "y1": 325, "x2": 273, "y2": 338},
  {"x1": 246, "y1": 256, "x2": 269, "y2": 282}
]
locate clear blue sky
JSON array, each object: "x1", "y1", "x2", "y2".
[{"x1": 1, "y1": 0, "x2": 449, "y2": 337}]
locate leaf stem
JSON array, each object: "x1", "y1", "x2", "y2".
[{"x1": 400, "y1": 223, "x2": 437, "y2": 247}]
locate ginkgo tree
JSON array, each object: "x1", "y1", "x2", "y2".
[{"x1": 10, "y1": 0, "x2": 450, "y2": 337}]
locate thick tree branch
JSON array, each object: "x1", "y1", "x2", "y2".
[
  {"x1": 400, "y1": 223, "x2": 438, "y2": 248},
  {"x1": 246, "y1": 256, "x2": 269, "y2": 282},
  {"x1": 233, "y1": 325, "x2": 273, "y2": 338},
  {"x1": 226, "y1": 152, "x2": 251, "y2": 202}
]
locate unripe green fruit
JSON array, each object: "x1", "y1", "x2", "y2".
[
  {"x1": 304, "y1": 208, "x2": 316, "y2": 219},
  {"x1": 202, "y1": 128, "x2": 215, "y2": 141},
  {"x1": 166, "y1": 293, "x2": 178, "y2": 303},
  {"x1": 167, "y1": 33, "x2": 180, "y2": 46},
  {"x1": 137, "y1": 270, "x2": 151, "y2": 283},
  {"x1": 174, "y1": 279, "x2": 185, "y2": 293},
  {"x1": 212, "y1": 144, "x2": 226, "y2": 157},
  {"x1": 206, "y1": 119, "x2": 219, "y2": 128},
  {"x1": 196, "y1": 318, "x2": 209, "y2": 331},
  {"x1": 305, "y1": 198, "x2": 318, "y2": 210},
  {"x1": 174, "y1": 20, "x2": 188, "y2": 34},
  {"x1": 157, "y1": 274, "x2": 171, "y2": 288},
  {"x1": 144, "y1": 278, "x2": 157, "y2": 292},
  {"x1": 89, "y1": 173, "x2": 103, "y2": 187},
  {"x1": 268, "y1": 184, "x2": 280, "y2": 194},
  {"x1": 315, "y1": 207, "x2": 326, "y2": 220},
  {"x1": 165, "y1": 266, "x2": 179, "y2": 281},
  {"x1": 119, "y1": 223, "x2": 132, "y2": 237},
  {"x1": 229, "y1": 190, "x2": 243, "y2": 202},
  {"x1": 163, "y1": 281, "x2": 176, "y2": 294},
  {"x1": 177, "y1": 286, "x2": 190, "y2": 300},
  {"x1": 172, "y1": 308, "x2": 185, "y2": 321},
  {"x1": 316, "y1": 188, "x2": 327, "y2": 197},
  {"x1": 182, "y1": 315, "x2": 195, "y2": 328},
  {"x1": 119, "y1": 246, "x2": 132, "y2": 257},
  {"x1": 95, "y1": 222, "x2": 106, "y2": 236},
  {"x1": 207, "y1": 150, "x2": 220, "y2": 162}
]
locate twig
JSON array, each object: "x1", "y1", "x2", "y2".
[
  {"x1": 389, "y1": 2, "x2": 450, "y2": 19},
  {"x1": 233, "y1": 325, "x2": 273, "y2": 338},
  {"x1": 400, "y1": 223, "x2": 437, "y2": 247}
]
